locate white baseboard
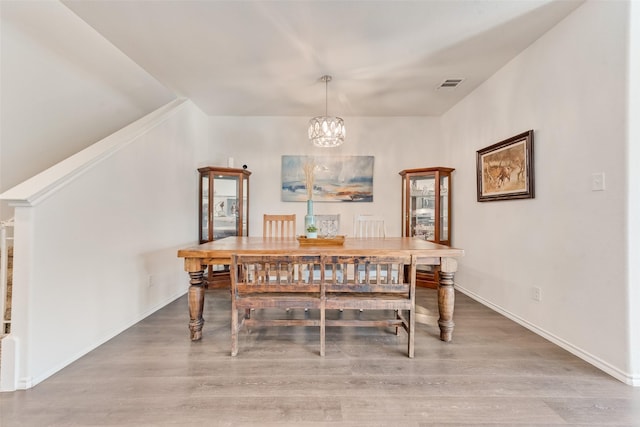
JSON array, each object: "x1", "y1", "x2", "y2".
[{"x1": 455, "y1": 284, "x2": 639, "y2": 387}]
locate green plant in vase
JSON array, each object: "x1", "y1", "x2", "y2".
[{"x1": 306, "y1": 224, "x2": 318, "y2": 238}]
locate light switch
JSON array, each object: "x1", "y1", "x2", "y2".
[{"x1": 592, "y1": 172, "x2": 605, "y2": 191}]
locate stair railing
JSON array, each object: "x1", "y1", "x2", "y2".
[{"x1": 1, "y1": 217, "x2": 14, "y2": 334}]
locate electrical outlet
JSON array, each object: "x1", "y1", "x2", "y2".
[
  {"x1": 148, "y1": 275, "x2": 154, "y2": 287},
  {"x1": 592, "y1": 172, "x2": 605, "y2": 191},
  {"x1": 532, "y1": 287, "x2": 541, "y2": 302}
]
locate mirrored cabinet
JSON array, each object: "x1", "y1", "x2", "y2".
[
  {"x1": 400, "y1": 167, "x2": 454, "y2": 288},
  {"x1": 199, "y1": 166, "x2": 251, "y2": 286}
]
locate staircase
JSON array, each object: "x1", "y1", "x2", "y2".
[
  {"x1": 1, "y1": 218, "x2": 14, "y2": 377},
  {"x1": 2, "y1": 245, "x2": 12, "y2": 335}
]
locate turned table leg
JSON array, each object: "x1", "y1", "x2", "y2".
[
  {"x1": 437, "y1": 258, "x2": 458, "y2": 342},
  {"x1": 188, "y1": 269, "x2": 205, "y2": 341}
]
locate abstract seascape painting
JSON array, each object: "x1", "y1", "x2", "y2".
[{"x1": 281, "y1": 155, "x2": 374, "y2": 202}]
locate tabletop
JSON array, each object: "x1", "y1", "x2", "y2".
[{"x1": 177, "y1": 236, "x2": 464, "y2": 260}]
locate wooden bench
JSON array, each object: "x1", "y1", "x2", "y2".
[
  {"x1": 230, "y1": 254, "x2": 324, "y2": 357},
  {"x1": 321, "y1": 254, "x2": 416, "y2": 358},
  {"x1": 230, "y1": 254, "x2": 417, "y2": 357}
]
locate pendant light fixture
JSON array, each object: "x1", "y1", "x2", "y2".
[{"x1": 308, "y1": 75, "x2": 345, "y2": 148}]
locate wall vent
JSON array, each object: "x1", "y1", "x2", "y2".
[{"x1": 438, "y1": 78, "x2": 464, "y2": 89}]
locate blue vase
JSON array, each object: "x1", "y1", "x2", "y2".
[{"x1": 305, "y1": 199, "x2": 315, "y2": 233}]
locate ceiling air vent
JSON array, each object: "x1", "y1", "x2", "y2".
[{"x1": 438, "y1": 78, "x2": 464, "y2": 89}]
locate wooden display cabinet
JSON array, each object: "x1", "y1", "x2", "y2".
[
  {"x1": 400, "y1": 167, "x2": 454, "y2": 288},
  {"x1": 199, "y1": 166, "x2": 251, "y2": 287}
]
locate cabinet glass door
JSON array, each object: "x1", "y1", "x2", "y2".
[
  {"x1": 241, "y1": 175, "x2": 249, "y2": 236},
  {"x1": 212, "y1": 174, "x2": 239, "y2": 240},
  {"x1": 410, "y1": 176, "x2": 436, "y2": 240},
  {"x1": 440, "y1": 175, "x2": 449, "y2": 243},
  {"x1": 200, "y1": 174, "x2": 210, "y2": 242}
]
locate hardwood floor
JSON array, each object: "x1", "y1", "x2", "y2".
[{"x1": 1, "y1": 288, "x2": 639, "y2": 426}]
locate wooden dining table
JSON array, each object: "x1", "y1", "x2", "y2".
[{"x1": 177, "y1": 236, "x2": 464, "y2": 342}]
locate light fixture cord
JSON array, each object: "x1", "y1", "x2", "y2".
[{"x1": 325, "y1": 77, "x2": 328, "y2": 116}]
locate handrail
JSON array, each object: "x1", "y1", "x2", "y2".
[
  {"x1": 0, "y1": 98, "x2": 187, "y2": 207},
  {"x1": 1, "y1": 217, "x2": 15, "y2": 334}
]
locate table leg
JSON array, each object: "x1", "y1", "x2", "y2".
[
  {"x1": 437, "y1": 258, "x2": 458, "y2": 342},
  {"x1": 188, "y1": 269, "x2": 205, "y2": 341}
]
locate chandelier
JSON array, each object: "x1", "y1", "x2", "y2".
[{"x1": 308, "y1": 75, "x2": 345, "y2": 147}]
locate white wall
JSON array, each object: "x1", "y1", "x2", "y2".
[
  {"x1": 0, "y1": 0, "x2": 175, "y2": 219},
  {"x1": 205, "y1": 116, "x2": 443, "y2": 237},
  {"x1": 2, "y1": 100, "x2": 208, "y2": 390},
  {"x1": 441, "y1": 1, "x2": 634, "y2": 383}
]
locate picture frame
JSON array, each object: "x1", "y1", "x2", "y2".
[
  {"x1": 281, "y1": 155, "x2": 374, "y2": 202},
  {"x1": 476, "y1": 130, "x2": 534, "y2": 202},
  {"x1": 226, "y1": 198, "x2": 237, "y2": 216}
]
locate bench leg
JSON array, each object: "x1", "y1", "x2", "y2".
[
  {"x1": 320, "y1": 302, "x2": 326, "y2": 357},
  {"x1": 408, "y1": 308, "x2": 415, "y2": 358},
  {"x1": 231, "y1": 302, "x2": 239, "y2": 357},
  {"x1": 394, "y1": 309, "x2": 400, "y2": 335}
]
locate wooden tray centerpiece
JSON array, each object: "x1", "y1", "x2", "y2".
[{"x1": 296, "y1": 235, "x2": 345, "y2": 246}]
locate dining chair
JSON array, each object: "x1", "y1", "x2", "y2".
[
  {"x1": 263, "y1": 214, "x2": 296, "y2": 238},
  {"x1": 308, "y1": 214, "x2": 342, "y2": 282},
  {"x1": 353, "y1": 214, "x2": 386, "y2": 238},
  {"x1": 352, "y1": 215, "x2": 389, "y2": 302},
  {"x1": 315, "y1": 214, "x2": 340, "y2": 237},
  {"x1": 262, "y1": 214, "x2": 297, "y2": 312}
]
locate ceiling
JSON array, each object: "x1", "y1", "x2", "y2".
[{"x1": 62, "y1": 0, "x2": 583, "y2": 117}]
